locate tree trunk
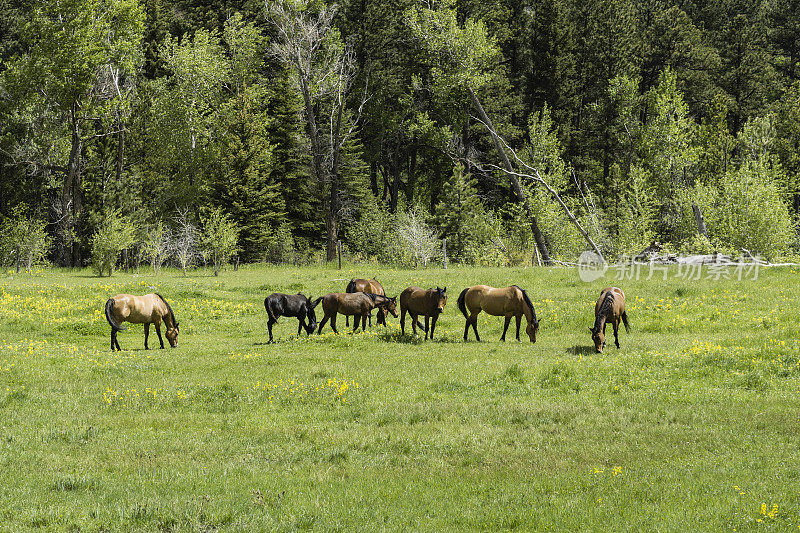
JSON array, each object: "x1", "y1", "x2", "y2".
[
  {"x1": 370, "y1": 161, "x2": 378, "y2": 197},
  {"x1": 60, "y1": 103, "x2": 82, "y2": 267},
  {"x1": 298, "y1": 72, "x2": 335, "y2": 261},
  {"x1": 390, "y1": 162, "x2": 400, "y2": 213},
  {"x1": 467, "y1": 87, "x2": 552, "y2": 265},
  {"x1": 693, "y1": 203, "x2": 708, "y2": 238},
  {"x1": 116, "y1": 127, "x2": 125, "y2": 186},
  {"x1": 407, "y1": 146, "x2": 417, "y2": 206}
]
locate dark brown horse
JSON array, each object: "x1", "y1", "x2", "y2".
[
  {"x1": 315, "y1": 292, "x2": 398, "y2": 334},
  {"x1": 399, "y1": 286, "x2": 447, "y2": 339},
  {"x1": 345, "y1": 278, "x2": 387, "y2": 327},
  {"x1": 105, "y1": 293, "x2": 179, "y2": 351},
  {"x1": 457, "y1": 285, "x2": 539, "y2": 342},
  {"x1": 590, "y1": 287, "x2": 629, "y2": 353}
]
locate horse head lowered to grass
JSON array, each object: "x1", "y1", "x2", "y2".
[
  {"x1": 457, "y1": 285, "x2": 539, "y2": 342},
  {"x1": 315, "y1": 292, "x2": 398, "y2": 334},
  {"x1": 105, "y1": 293, "x2": 179, "y2": 351},
  {"x1": 589, "y1": 287, "x2": 629, "y2": 353},
  {"x1": 264, "y1": 292, "x2": 319, "y2": 343}
]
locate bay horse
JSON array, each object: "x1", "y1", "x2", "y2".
[
  {"x1": 345, "y1": 278, "x2": 387, "y2": 327},
  {"x1": 589, "y1": 287, "x2": 630, "y2": 353},
  {"x1": 315, "y1": 292, "x2": 398, "y2": 334},
  {"x1": 400, "y1": 286, "x2": 447, "y2": 339},
  {"x1": 264, "y1": 293, "x2": 319, "y2": 343},
  {"x1": 105, "y1": 293, "x2": 179, "y2": 351},
  {"x1": 457, "y1": 285, "x2": 539, "y2": 342}
]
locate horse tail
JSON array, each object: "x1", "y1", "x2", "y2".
[
  {"x1": 345, "y1": 279, "x2": 357, "y2": 293},
  {"x1": 621, "y1": 310, "x2": 631, "y2": 333},
  {"x1": 512, "y1": 285, "x2": 537, "y2": 321},
  {"x1": 155, "y1": 293, "x2": 176, "y2": 325},
  {"x1": 457, "y1": 288, "x2": 469, "y2": 319},
  {"x1": 264, "y1": 297, "x2": 277, "y2": 322},
  {"x1": 105, "y1": 298, "x2": 126, "y2": 332},
  {"x1": 311, "y1": 296, "x2": 324, "y2": 308}
]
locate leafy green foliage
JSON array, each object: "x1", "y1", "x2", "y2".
[
  {"x1": 91, "y1": 210, "x2": 137, "y2": 277},
  {"x1": 200, "y1": 207, "x2": 240, "y2": 276}
]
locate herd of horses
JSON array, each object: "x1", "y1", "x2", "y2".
[{"x1": 104, "y1": 278, "x2": 630, "y2": 353}]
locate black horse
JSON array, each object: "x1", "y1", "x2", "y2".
[{"x1": 264, "y1": 293, "x2": 320, "y2": 343}]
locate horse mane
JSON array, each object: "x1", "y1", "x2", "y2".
[
  {"x1": 512, "y1": 285, "x2": 537, "y2": 321},
  {"x1": 593, "y1": 291, "x2": 616, "y2": 331},
  {"x1": 155, "y1": 293, "x2": 177, "y2": 326},
  {"x1": 346, "y1": 279, "x2": 357, "y2": 293}
]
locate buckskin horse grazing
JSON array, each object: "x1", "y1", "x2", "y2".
[
  {"x1": 457, "y1": 285, "x2": 539, "y2": 342},
  {"x1": 315, "y1": 292, "x2": 398, "y2": 334},
  {"x1": 105, "y1": 293, "x2": 180, "y2": 351},
  {"x1": 345, "y1": 278, "x2": 387, "y2": 327},
  {"x1": 264, "y1": 293, "x2": 319, "y2": 343},
  {"x1": 400, "y1": 286, "x2": 447, "y2": 340},
  {"x1": 589, "y1": 287, "x2": 630, "y2": 353}
]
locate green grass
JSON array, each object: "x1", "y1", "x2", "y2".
[{"x1": 1, "y1": 263, "x2": 799, "y2": 531}]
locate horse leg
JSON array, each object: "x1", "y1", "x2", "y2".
[
  {"x1": 400, "y1": 307, "x2": 406, "y2": 335},
  {"x1": 471, "y1": 314, "x2": 481, "y2": 342},
  {"x1": 501, "y1": 315, "x2": 512, "y2": 341},
  {"x1": 297, "y1": 312, "x2": 305, "y2": 337},
  {"x1": 346, "y1": 314, "x2": 349, "y2": 327},
  {"x1": 362, "y1": 314, "x2": 368, "y2": 332},
  {"x1": 430, "y1": 315, "x2": 438, "y2": 340},
  {"x1": 352, "y1": 314, "x2": 361, "y2": 334},
  {"x1": 144, "y1": 323, "x2": 150, "y2": 350},
  {"x1": 155, "y1": 323, "x2": 165, "y2": 349},
  {"x1": 515, "y1": 315, "x2": 522, "y2": 341},
  {"x1": 368, "y1": 312, "x2": 372, "y2": 328},
  {"x1": 424, "y1": 315, "x2": 430, "y2": 340},
  {"x1": 463, "y1": 316, "x2": 470, "y2": 341},
  {"x1": 411, "y1": 313, "x2": 418, "y2": 336},
  {"x1": 331, "y1": 313, "x2": 338, "y2": 334},
  {"x1": 267, "y1": 314, "x2": 277, "y2": 343},
  {"x1": 317, "y1": 315, "x2": 329, "y2": 334},
  {"x1": 613, "y1": 318, "x2": 620, "y2": 349}
]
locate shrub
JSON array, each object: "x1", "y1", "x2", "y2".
[
  {"x1": 201, "y1": 207, "x2": 240, "y2": 276},
  {"x1": 1, "y1": 206, "x2": 51, "y2": 272},
  {"x1": 91, "y1": 210, "x2": 137, "y2": 277}
]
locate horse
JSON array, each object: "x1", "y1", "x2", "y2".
[
  {"x1": 264, "y1": 293, "x2": 319, "y2": 343},
  {"x1": 345, "y1": 278, "x2": 387, "y2": 327},
  {"x1": 105, "y1": 293, "x2": 180, "y2": 351},
  {"x1": 457, "y1": 285, "x2": 539, "y2": 342},
  {"x1": 589, "y1": 287, "x2": 630, "y2": 353},
  {"x1": 399, "y1": 286, "x2": 447, "y2": 339},
  {"x1": 314, "y1": 292, "x2": 398, "y2": 334}
]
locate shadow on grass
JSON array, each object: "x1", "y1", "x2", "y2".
[
  {"x1": 566, "y1": 345, "x2": 596, "y2": 356},
  {"x1": 377, "y1": 330, "x2": 462, "y2": 344}
]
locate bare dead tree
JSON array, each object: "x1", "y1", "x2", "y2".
[
  {"x1": 172, "y1": 207, "x2": 200, "y2": 276},
  {"x1": 470, "y1": 115, "x2": 606, "y2": 263},
  {"x1": 268, "y1": 0, "x2": 367, "y2": 262}
]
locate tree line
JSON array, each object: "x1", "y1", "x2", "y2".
[{"x1": 1, "y1": 0, "x2": 799, "y2": 272}]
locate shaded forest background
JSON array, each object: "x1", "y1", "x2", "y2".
[{"x1": 1, "y1": 0, "x2": 800, "y2": 271}]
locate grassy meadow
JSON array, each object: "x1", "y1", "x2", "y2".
[{"x1": 0, "y1": 263, "x2": 799, "y2": 531}]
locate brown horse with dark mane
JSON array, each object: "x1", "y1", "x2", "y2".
[
  {"x1": 105, "y1": 293, "x2": 180, "y2": 351},
  {"x1": 400, "y1": 286, "x2": 447, "y2": 339},
  {"x1": 345, "y1": 278, "x2": 387, "y2": 327},
  {"x1": 457, "y1": 285, "x2": 539, "y2": 342},
  {"x1": 315, "y1": 292, "x2": 398, "y2": 334},
  {"x1": 589, "y1": 287, "x2": 629, "y2": 353}
]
